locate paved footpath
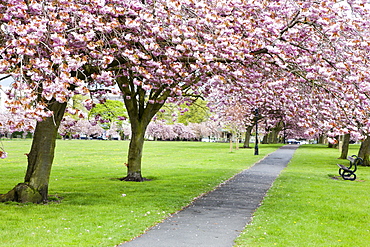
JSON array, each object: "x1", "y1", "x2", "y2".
[{"x1": 119, "y1": 145, "x2": 299, "y2": 247}]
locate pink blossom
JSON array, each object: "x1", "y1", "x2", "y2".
[{"x1": 0, "y1": 151, "x2": 7, "y2": 159}]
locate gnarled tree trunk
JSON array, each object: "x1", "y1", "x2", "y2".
[
  {"x1": 339, "y1": 133, "x2": 350, "y2": 159},
  {"x1": 317, "y1": 134, "x2": 325, "y2": 144},
  {"x1": 261, "y1": 134, "x2": 268, "y2": 144},
  {"x1": 243, "y1": 125, "x2": 253, "y2": 148},
  {"x1": 358, "y1": 136, "x2": 370, "y2": 166},
  {"x1": 117, "y1": 76, "x2": 168, "y2": 182},
  {"x1": 0, "y1": 100, "x2": 66, "y2": 203}
]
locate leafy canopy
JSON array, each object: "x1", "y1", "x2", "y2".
[{"x1": 89, "y1": 100, "x2": 127, "y2": 129}]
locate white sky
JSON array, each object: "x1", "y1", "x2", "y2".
[{"x1": 0, "y1": 75, "x2": 13, "y2": 87}]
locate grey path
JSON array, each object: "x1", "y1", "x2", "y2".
[{"x1": 119, "y1": 145, "x2": 299, "y2": 247}]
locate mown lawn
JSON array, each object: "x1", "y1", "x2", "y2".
[
  {"x1": 0, "y1": 139, "x2": 281, "y2": 247},
  {"x1": 235, "y1": 144, "x2": 370, "y2": 246}
]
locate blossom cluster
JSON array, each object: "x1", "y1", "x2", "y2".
[{"x1": 0, "y1": 0, "x2": 369, "y2": 145}]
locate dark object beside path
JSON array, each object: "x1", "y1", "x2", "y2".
[
  {"x1": 119, "y1": 145, "x2": 299, "y2": 247},
  {"x1": 337, "y1": 155, "x2": 363, "y2": 181}
]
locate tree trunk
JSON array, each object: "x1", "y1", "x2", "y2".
[
  {"x1": 339, "y1": 133, "x2": 350, "y2": 159},
  {"x1": 272, "y1": 121, "x2": 283, "y2": 144},
  {"x1": 261, "y1": 134, "x2": 268, "y2": 144},
  {"x1": 317, "y1": 134, "x2": 325, "y2": 144},
  {"x1": 120, "y1": 122, "x2": 147, "y2": 181},
  {"x1": 358, "y1": 136, "x2": 370, "y2": 166},
  {"x1": 243, "y1": 125, "x2": 253, "y2": 148},
  {"x1": 267, "y1": 132, "x2": 273, "y2": 144},
  {"x1": 267, "y1": 129, "x2": 280, "y2": 144},
  {"x1": 116, "y1": 76, "x2": 169, "y2": 181},
  {"x1": 328, "y1": 135, "x2": 339, "y2": 148},
  {"x1": 0, "y1": 100, "x2": 66, "y2": 203}
]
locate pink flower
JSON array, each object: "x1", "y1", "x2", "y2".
[
  {"x1": 0, "y1": 151, "x2": 7, "y2": 159},
  {"x1": 83, "y1": 99, "x2": 94, "y2": 111}
]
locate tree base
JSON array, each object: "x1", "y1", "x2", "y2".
[
  {"x1": 118, "y1": 176, "x2": 151, "y2": 182},
  {"x1": 0, "y1": 183, "x2": 43, "y2": 204}
]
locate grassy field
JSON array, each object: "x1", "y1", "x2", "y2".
[
  {"x1": 0, "y1": 139, "x2": 281, "y2": 247},
  {"x1": 235, "y1": 144, "x2": 370, "y2": 246}
]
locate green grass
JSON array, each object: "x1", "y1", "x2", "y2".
[
  {"x1": 0, "y1": 139, "x2": 281, "y2": 247},
  {"x1": 235, "y1": 144, "x2": 370, "y2": 247}
]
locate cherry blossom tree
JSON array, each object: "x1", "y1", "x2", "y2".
[
  {"x1": 207, "y1": 0, "x2": 370, "y2": 154},
  {"x1": 172, "y1": 123, "x2": 196, "y2": 140},
  {"x1": 58, "y1": 115, "x2": 77, "y2": 139},
  {"x1": 112, "y1": 0, "x2": 370, "y2": 166},
  {"x1": 59, "y1": 117, "x2": 104, "y2": 139},
  {"x1": 121, "y1": 122, "x2": 131, "y2": 140},
  {"x1": 145, "y1": 121, "x2": 221, "y2": 141},
  {"x1": 146, "y1": 121, "x2": 177, "y2": 141},
  {"x1": 187, "y1": 121, "x2": 221, "y2": 141},
  {"x1": 0, "y1": 0, "x2": 115, "y2": 202},
  {"x1": 105, "y1": 121, "x2": 121, "y2": 139},
  {"x1": 0, "y1": 0, "x2": 370, "y2": 201}
]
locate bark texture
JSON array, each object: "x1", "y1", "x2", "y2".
[
  {"x1": 339, "y1": 134, "x2": 350, "y2": 159},
  {"x1": 117, "y1": 76, "x2": 169, "y2": 181},
  {"x1": 243, "y1": 125, "x2": 253, "y2": 148},
  {"x1": 0, "y1": 100, "x2": 66, "y2": 203},
  {"x1": 120, "y1": 122, "x2": 147, "y2": 181},
  {"x1": 317, "y1": 135, "x2": 325, "y2": 144},
  {"x1": 261, "y1": 121, "x2": 283, "y2": 144},
  {"x1": 358, "y1": 136, "x2": 370, "y2": 166},
  {"x1": 261, "y1": 134, "x2": 268, "y2": 144}
]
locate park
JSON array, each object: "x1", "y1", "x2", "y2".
[
  {"x1": 1, "y1": 140, "x2": 370, "y2": 246},
  {"x1": 0, "y1": 0, "x2": 370, "y2": 246}
]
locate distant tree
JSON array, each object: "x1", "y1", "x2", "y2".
[
  {"x1": 188, "y1": 121, "x2": 221, "y2": 141},
  {"x1": 58, "y1": 116, "x2": 77, "y2": 139},
  {"x1": 70, "y1": 95, "x2": 90, "y2": 114},
  {"x1": 339, "y1": 133, "x2": 351, "y2": 159},
  {"x1": 121, "y1": 123, "x2": 131, "y2": 140},
  {"x1": 0, "y1": 113, "x2": 35, "y2": 138},
  {"x1": 172, "y1": 123, "x2": 196, "y2": 140},
  {"x1": 59, "y1": 117, "x2": 104, "y2": 139},
  {"x1": 146, "y1": 121, "x2": 177, "y2": 141},
  {"x1": 106, "y1": 121, "x2": 120, "y2": 139},
  {"x1": 89, "y1": 100, "x2": 127, "y2": 129},
  {"x1": 178, "y1": 99, "x2": 210, "y2": 125},
  {"x1": 153, "y1": 104, "x2": 178, "y2": 124}
]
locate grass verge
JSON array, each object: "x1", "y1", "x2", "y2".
[
  {"x1": 0, "y1": 139, "x2": 281, "y2": 247},
  {"x1": 235, "y1": 144, "x2": 370, "y2": 246}
]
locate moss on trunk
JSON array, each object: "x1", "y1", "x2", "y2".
[{"x1": 0, "y1": 100, "x2": 66, "y2": 203}]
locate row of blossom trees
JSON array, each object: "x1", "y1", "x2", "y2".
[
  {"x1": 58, "y1": 117, "x2": 223, "y2": 142},
  {"x1": 146, "y1": 121, "x2": 222, "y2": 141},
  {"x1": 0, "y1": 0, "x2": 369, "y2": 202}
]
